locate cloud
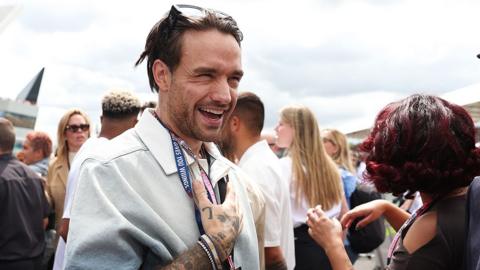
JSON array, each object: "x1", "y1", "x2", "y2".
[
  {"x1": 19, "y1": 1, "x2": 97, "y2": 32},
  {"x1": 1, "y1": 0, "x2": 480, "y2": 143}
]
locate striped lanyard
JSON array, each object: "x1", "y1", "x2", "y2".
[{"x1": 386, "y1": 197, "x2": 438, "y2": 264}]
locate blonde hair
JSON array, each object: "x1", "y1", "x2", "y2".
[
  {"x1": 281, "y1": 105, "x2": 342, "y2": 210},
  {"x1": 55, "y1": 109, "x2": 91, "y2": 164},
  {"x1": 322, "y1": 129, "x2": 356, "y2": 174}
]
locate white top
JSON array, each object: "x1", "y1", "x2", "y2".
[
  {"x1": 279, "y1": 156, "x2": 341, "y2": 228},
  {"x1": 53, "y1": 137, "x2": 108, "y2": 270},
  {"x1": 64, "y1": 137, "x2": 108, "y2": 219},
  {"x1": 238, "y1": 140, "x2": 295, "y2": 270}
]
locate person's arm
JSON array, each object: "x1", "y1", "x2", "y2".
[
  {"x1": 265, "y1": 247, "x2": 287, "y2": 270},
  {"x1": 306, "y1": 206, "x2": 353, "y2": 270},
  {"x1": 341, "y1": 199, "x2": 410, "y2": 231}
]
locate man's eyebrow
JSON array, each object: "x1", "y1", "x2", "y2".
[
  {"x1": 233, "y1": 70, "x2": 244, "y2": 78},
  {"x1": 192, "y1": 67, "x2": 217, "y2": 74},
  {"x1": 192, "y1": 67, "x2": 244, "y2": 77}
]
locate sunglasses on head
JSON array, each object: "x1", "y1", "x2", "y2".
[
  {"x1": 65, "y1": 124, "x2": 90, "y2": 133},
  {"x1": 162, "y1": 4, "x2": 237, "y2": 40}
]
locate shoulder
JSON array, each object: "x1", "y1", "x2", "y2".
[
  {"x1": 403, "y1": 211, "x2": 437, "y2": 254},
  {"x1": 82, "y1": 130, "x2": 147, "y2": 163},
  {"x1": 0, "y1": 158, "x2": 43, "y2": 186}
]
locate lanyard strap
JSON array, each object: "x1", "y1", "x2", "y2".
[
  {"x1": 387, "y1": 197, "x2": 439, "y2": 263},
  {"x1": 153, "y1": 111, "x2": 235, "y2": 269}
]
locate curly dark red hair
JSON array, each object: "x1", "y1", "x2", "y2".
[{"x1": 361, "y1": 94, "x2": 480, "y2": 196}]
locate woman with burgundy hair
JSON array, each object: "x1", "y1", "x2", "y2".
[{"x1": 306, "y1": 94, "x2": 480, "y2": 270}]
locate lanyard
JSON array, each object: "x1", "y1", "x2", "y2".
[
  {"x1": 153, "y1": 112, "x2": 235, "y2": 269},
  {"x1": 174, "y1": 137, "x2": 235, "y2": 269}
]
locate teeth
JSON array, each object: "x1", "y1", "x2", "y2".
[{"x1": 200, "y1": 108, "x2": 224, "y2": 115}]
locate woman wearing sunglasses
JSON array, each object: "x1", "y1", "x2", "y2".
[{"x1": 47, "y1": 109, "x2": 91, "y2": 236}]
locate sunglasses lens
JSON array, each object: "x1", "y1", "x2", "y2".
[{"x1": 66, "y1": 124, "x2": 89, "y2": 132}]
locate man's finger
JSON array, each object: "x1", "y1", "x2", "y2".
[{"x1": 192, "y1": 180, "x2": 211, "y2": 208}]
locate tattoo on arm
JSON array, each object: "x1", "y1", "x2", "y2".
[
  {"x1": 202, "y1": 207, "x2": 213, "y2": 219},
  {"x1": 156, "y1": 244, "x2": 211, "y2": 270}
]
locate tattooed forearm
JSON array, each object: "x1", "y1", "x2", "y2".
[
  {"x1": 202, "y1": 207, "x2": 213, "y2": 219},
  {"x1": 266, "y1": 260, "x2": 288, "y2": 270},
  {"x1": 157, "y1": 244, "x2": 211, "y2": 270}
]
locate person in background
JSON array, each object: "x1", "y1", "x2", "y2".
[
  {"x1": 19, "y1": 131, "x2": 54, "y2": 269},
  {"x1": 0, "y1": 118, "x2": 50, "y2": 270},
  {"x1": 220, "y1": 92, "x2": 295, "y2": 270},
  {"x1": 53, "y1": 90, "x2": 141, "y2": 270},
  {"x1": 139, "y1": 100, "x2": 157, "y2": 115},
  {"x1": 307, "y1": 94, "x2": 480, "y2": 269},
  {"x1": 261, "y1": 132, "x2": 286, "y2": 158},
  {"x1": 275, "y1": 105, "x2": 344, "y2": 270},
  {"x1": 47, "y1": 109, "x2": 90, "y2": 232},
  {"x1": 321, "y1": 128, "x2": 359, "y2": 262},
  {"x1": 21, "y1": 131, "x2": 53, "y2": 178}
]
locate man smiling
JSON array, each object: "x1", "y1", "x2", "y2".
[{"x1": 64, "y1": 5, "x2": 260, "y2": 270}]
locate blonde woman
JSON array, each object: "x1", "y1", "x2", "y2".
[
  {"x1": 275, "y1": 105, "x2": 344, "y2": 270},
  {"x1": 322, "y1": 128, "x2": 359, "y2": 263},
  {"x1": 47, "y1": 109, "x2": 90, "y2": 232}
]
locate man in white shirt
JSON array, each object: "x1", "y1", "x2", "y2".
[
  {"x1": 64, "y1": 5, "x2": 261, "y2": 269},
  {"x1": 220, "y1": 92, "x2": 295, "y2": 270}
]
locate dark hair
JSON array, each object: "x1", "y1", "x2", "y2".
[
  {"x1": 233, "y1": 92, "x2": 264, "y2": 136},
  {"x1": 26, "y1": 131, "x2": 52, "y2": 158},
  {"x1": 361, "y1": 94, "x2": 480, "y2": 196},
  {"x1": 135, "y1": 6, "x2": 243, "y2": 92},
  {"x1": 102, "y1": 90, "x2": 141, "y2": 119},
  {"x1": 0, "y1": 118, "x2": 15, "y2": 153}
]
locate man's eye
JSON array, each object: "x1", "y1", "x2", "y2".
[{"x1": 198, "y1": 74, "x2": 213, "y2": 79}]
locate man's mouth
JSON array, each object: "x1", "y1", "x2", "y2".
[{"x1": 198, "y1": 107, "x2": 226, "y2": 120}]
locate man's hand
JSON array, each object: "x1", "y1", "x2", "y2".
[{"x1": 192, "y1": 180, "x2": 243, "y2": 261}]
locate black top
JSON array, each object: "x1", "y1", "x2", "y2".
[
  {"x1": 0, "y1": 154, "x2": 50, "y2": 261},
  {"x1": 466, "y1": 177, "x2": 480, "y2": 270},
  {"x1": 387, "y1": 194, "x2": 466, "y2": 270}
]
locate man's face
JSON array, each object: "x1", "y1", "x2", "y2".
[
  {"x1": 166, "y1": 29, "x2": 243, "y2": 143},
  {"x1": 22, "y1": 139, "x2": 42, "y2": 165}
]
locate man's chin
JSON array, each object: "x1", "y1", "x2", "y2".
[{"x1": 194, "y1": 128, "x2": 222, "y2": 143}]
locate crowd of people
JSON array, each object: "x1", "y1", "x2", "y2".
[{"x1": 1, "y1": 4, "x2": 479, "y2": 270}]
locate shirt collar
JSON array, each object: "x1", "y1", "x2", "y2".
[
  {"x1": 134, "y1": 110, "x2": 232, "y2": 183},
  {"x1": 238, "y1": 139, "x2": 270, "y2": 168}
]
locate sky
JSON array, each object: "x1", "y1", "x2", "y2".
[{"x1": 1, "y1": 0, "x2": 479, "y2": 142}]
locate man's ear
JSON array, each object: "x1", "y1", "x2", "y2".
[
  {"x1": 230, "y1": 116, "x2": 240, "y2": 132},
  {"x1": 152, "y1": 59, "x2": 171, "y2": 92}
]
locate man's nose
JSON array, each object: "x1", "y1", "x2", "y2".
[{"x1": 210, "y1": 79, "x2": 232, "y2": 104}]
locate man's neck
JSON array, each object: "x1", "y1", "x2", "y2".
[
  {"x1": 155, "y1": 108, "x2": 203, "y2": 156},
  {"x1": 235, "y1": 135, "x2": 261, "y2": 161}
]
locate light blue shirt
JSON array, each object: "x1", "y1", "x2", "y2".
[{"x1": 64, "y1": 111, "x2": 260, "y2": 269}]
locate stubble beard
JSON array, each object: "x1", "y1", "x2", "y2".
[{"x1": 168, "y1": 94, "x2": 223, "y2": 144}]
